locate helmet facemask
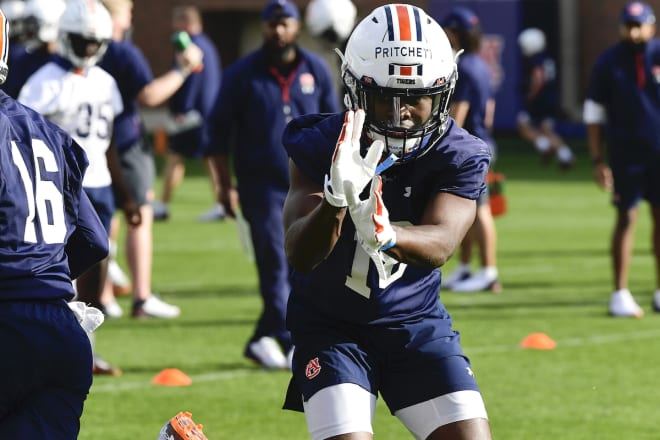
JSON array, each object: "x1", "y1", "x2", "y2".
[
  {"x1": 342, "y1": 63, "x2": 457, "y2": 163},
  {"x1": 61, "y1": 32, "x2": 109, "y2": 69}
]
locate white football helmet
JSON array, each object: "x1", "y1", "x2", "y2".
[
  {"x1": 340, "y1": 4, "x2": 457, "y2": 163},
  {"x1": 518, "y1": 28, "x2": 546, "y2": 57},
  {"x1": 58, "y1": 0, "x2": 112, "y2": 69},
  {"x1": 23, "y1": 0, "x2": 65, "y2": 49},
  {"x1": 305, "y1": 0, "x2": 357, "y2": 43}
]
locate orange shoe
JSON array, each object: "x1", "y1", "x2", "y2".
[{"x1": 158, "y1": 412, "x2": 207, "y2": 440}]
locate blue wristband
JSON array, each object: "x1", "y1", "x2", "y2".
[{"x1": 380, "y1": 237, "x2": 396, "y2": 251}]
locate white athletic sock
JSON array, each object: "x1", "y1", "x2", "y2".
[{"x1": 534, "y1": 136, "x2": 551, "y2": 153}]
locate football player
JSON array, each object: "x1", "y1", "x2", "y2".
[
  {"x1": 0, "y1": 5, "x2": 109, "y2": 437},
  {"x1": 281, "y1": 4, "x2": 492, "y2": 439},
  {"x1": 18, "y1": 0, "x2": 140, "y2": 375}
]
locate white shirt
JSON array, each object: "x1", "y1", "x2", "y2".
[{"x1": 19, "y1": 62, "x2": 123, "y2": 188}]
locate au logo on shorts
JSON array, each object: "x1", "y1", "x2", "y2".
[{"x1": 305, "y1": 357, "x2": 321, "y2": 379}]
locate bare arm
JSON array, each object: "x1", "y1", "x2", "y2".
[
  {"x1": 208, "y1": 152, "x2": 238, "y2": 218},
  {"x1": 136, "y1": 44, "x2": 203, "y2": 107},
  {"x1": 283, "y1": 160, "x2": 348, "y2": 272},
  {"x1": 586, "y1": 123, "x2": 612, "y2": 191},
  {"x1": 386, "y1": 191, "x2": 477, "y2": 269}
]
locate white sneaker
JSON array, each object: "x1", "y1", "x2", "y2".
[
  {"x1": 152, "y1": 202, "x2": 169, "y2": 221},
  {"x1": 197, "y1": 204, "x2": 226, "y2": 222},
  {"x1": 103, "y1": 300, "x2": 123, "y2": 319},
  {"x1": 244, "y1": 336, "x2": 288, "y2": 369},
  {"x1": 132, "y1": 295, "x2": 180, "y2": 319},
  {"x1": 442, "y1": 264, "x2": 471, "y2": 289},
  {"x1": 451, "y1": 267, "x2": 501, "y2": 292},
  {"x1": 609, "y1": 289, "x2": 643, "y2": 318},
  {"x1": 108, "y1": 259, "x2": 131, "y2": 295}
]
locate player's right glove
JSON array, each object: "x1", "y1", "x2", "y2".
[
  {"x1": 158, "y1": 411, "x2": 207, "y2": 440},
  {"x1": 323, "y1": 109, "x2": 384, "y2": 207}
]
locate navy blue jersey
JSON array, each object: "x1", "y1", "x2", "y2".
[
  {"x1": 1, "y1": 46, "x2": 59, "y2": 99},
  {"x1": 99, "y1": 40, "x2": 154, "y2": 151},
  {"x1": 283, "y1": 113, "x2": 490, "y2": 325},
  {"x1": 586, "y1": 39, "x2": 660, "y2": 155},
  {"x1": 0, "y1": 90, "x2": 108, "y2": 300},
  {"x1": 453, "y1": 52, "x2": 495, "y2": 148},
  {"x1": 168, "y1": 32, "x2": 221, "y2": 151},
  {"x1": 520, "y1": 51, "x2": 559, "y2": 119},
  {"x1": 209, "y1": 47, "x2": 340, "y2": 184}
]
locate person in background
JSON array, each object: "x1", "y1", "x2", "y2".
[
  {"x1": 0, "y1": 6, "x2": 109, "y2": 437},
  {"x1": 19, "y1": 0, "x2": 141, "y2": 376},
  {"x1": 280, "y1": 4, "x2": 492, "y2": 438},
  {"x1": 441, "y1": 6, "x2": 501, "y2": 293},
  {"x1": 0, "y1": 0, "x2": 65, "y2": 99},
  {"x1": 98, "y1": 0, "x2": 204, "y2": 319},
  {"x1": 153, "y1": 5, "x2": 225, "y2": 223},
  {"x1": 584, "y1": 1, "x2": 660, "y2": 318},
  {"x1": 517, "y1": 27, "x2": 575, "y2": 169},
  {"x1": 209, "y1": 0, "x2": 340, "y2": 369}
]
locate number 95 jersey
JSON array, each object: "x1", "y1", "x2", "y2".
[{"x1": 283, "y1": 112, "x2": 491, "y2": 326}]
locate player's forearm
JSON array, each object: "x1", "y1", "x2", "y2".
[
  {"x1": 284, "y1": 198, "x2": 347, "y2": 273},
  {"x1": 385, "y1": 223, "x2": 464, "y2": 269}
]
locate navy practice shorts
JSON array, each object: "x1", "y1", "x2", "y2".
[
  {"x1": 168, "y1": 126, "x2": 208, "y2": 159},
  {"x1": 283, "y1": 306, "x2": 479, "y2": 414},
  {"x1": 115, "y1": 138, "x2": 155, "y2": 207},
  {"x1": 611, "y1": 154, "x2": 660, "y2": 210},
  {"x1": 84, "y1": 185, "x2": 115, "y2": 233},
  {"x1": 0, "y1": 299, "x2": 93, "y2": 439}
]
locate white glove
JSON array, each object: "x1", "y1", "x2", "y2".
[
  {"x1": 68, "y1": 301, "x2": 105, "y2": 333},
  {"x1": 324, "y1": 109, "x2": 384, "y2": 207},
  {"x1": 345, "y1": 175, "x2": 397, "y2": 279}
]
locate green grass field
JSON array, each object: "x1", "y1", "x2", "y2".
[{"x1": 81, "y1": 136, "x2": 660, "y2": 439}]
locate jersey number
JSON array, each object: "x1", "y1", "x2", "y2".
[
  {"x1": 11, "y1": 139, "x2": 66, "y2": 244},
  {"x1": 345, "y1": 222, "x2": 409, "y2": 298}
]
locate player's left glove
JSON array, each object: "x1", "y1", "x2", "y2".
[{"x1": 345, "y1": 175, "x2": 397, "y2": 279}]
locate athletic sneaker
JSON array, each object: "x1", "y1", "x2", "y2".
[
  {"x1": 197, "y1": 204, "x2": 226, "y2": 222},
  {"x1": 451, "y1": 267, "x2": 502, "y2": 293},
  {"x1": 609, "y1": 289, "x2": 643, "y2": 318},
  {"x1": 442, "y1": 264, "x2": 471, "y2": 289},
  {"x1": 108, "y1": 259, "x2": 131, "y2": 296},
  {"x1": 132, "y1": 295, "x2": 181, "y2": 319},
  {"x1": 93, "y1": 354, "x2": 122, "y2": 377},
  {"x1": 244, "y1": 336, "x2": 288, "y2": 369},
  {"x1": 653, "y1": 290, "x2": 660, "y2": 313},
  {"x1": 152, "y1": 201, "x2": 170, "y2": 221},
  {"x1": 103, "y1": 299, "x2": 123, "y2": 319},
  {"x1": 158, "y1": 411, "x2": 207, "y2": 440}
]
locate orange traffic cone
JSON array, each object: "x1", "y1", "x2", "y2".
[
  {"x1": 152, "y1": 368, "x2": 192, "y2": 386},
  {"x1": 520, "y1": 333, "x2": 556, "y2": 350}
]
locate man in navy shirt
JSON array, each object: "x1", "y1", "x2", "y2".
[
  {"x1": 153, "y1": 5, "x2": 224, "y2": 222},
  {"x1": 0, "y1": 7, "x2": 109, "y2": 437},
  {"x1": 99, "y1": 0, "x2": 203, "y2": 320},
  {"x1": 209, "y1": 0, "x2": 340, "y2": 369},
  {"x1": 584, "y1": 1, "x2": 660, "y2": 318},
  {"x1": 442, "y1": 6, "x2": 501, "y2": 293},
  {"x1": 281, "y1": 4, "x2": 491, "y2": 439}
]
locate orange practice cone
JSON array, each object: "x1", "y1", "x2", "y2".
[
  {"x1": 520, "y1": 333, "x2": 556, "y2": 350},
  {"x1": 152, "y1": 368, "x2": 192, "y2": 386}
]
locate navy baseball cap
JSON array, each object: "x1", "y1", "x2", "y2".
[
  {"x1": 442, "y1": 6, "x2": 480, "y2": 31},
  {"x1": 262, "y1": 0, "x2": 300, "y2": 21},
  {"x1": 620, "y1": 1, "x2": 656, "y2": 24}
]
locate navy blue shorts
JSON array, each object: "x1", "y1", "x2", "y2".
[
  {"x1": 84, "y1": 185, "x2": 115, "y2": 234},
  {"x1": 0, "y1": 300, "x2": 93, "y2": 439},
  {"x1": 611, "y1": 155, "x2": 660, "y2": 210},
  {"x1": 283, "y1": 307, "x2": 479, "y2": 414}
]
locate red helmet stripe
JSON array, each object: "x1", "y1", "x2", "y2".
[
  {"x1": 396, "y1": 5, "x2": 412, "y2": 41},
  {"x1": 0, "y1": 10, "x2": 7, "y2": 65}
]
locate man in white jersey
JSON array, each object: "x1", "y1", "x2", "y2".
[{"x1": 18, "y1": 0, "x2": 139, "y2": 376}]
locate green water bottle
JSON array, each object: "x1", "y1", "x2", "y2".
[{"x1": 171, "y1": 31, "x2": 203, "y2": 72}]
